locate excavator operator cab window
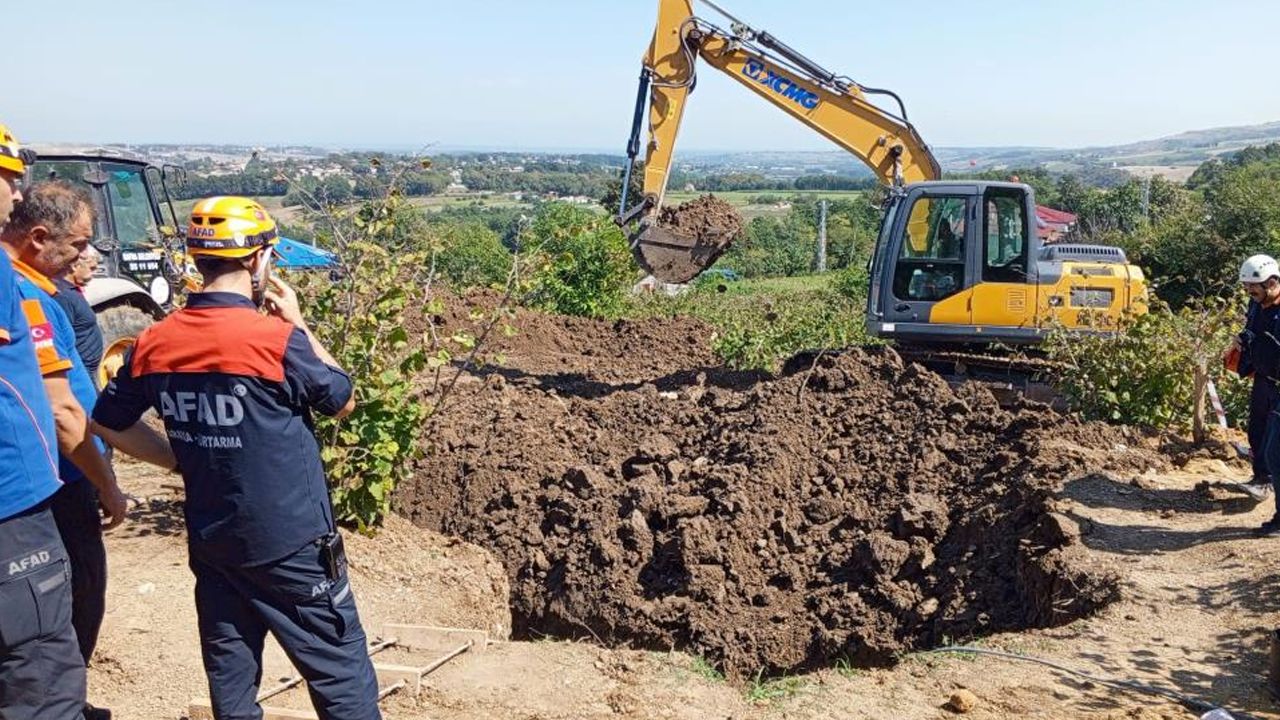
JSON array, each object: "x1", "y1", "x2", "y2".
[
  {"x1": 893, "y1": 196, "x2": 967, "y2": 302},
  {"x1": 983, "y1": 191, "x2": 1028, "y2": 283}
]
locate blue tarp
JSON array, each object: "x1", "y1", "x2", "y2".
[{"x1": 274, "y1": 236, "x2": 337, "y2": 268}]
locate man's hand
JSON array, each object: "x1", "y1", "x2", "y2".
[
  {"x1": 99, "y1": 482, "x2": 129, "y2": 530},
  {"x1": 264, "y1": 276, "x2": 306, "y2": 328}
]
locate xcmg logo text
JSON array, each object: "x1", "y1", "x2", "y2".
[{"x1": 742, "y1": 60, "x2": 819, "y2": 110}]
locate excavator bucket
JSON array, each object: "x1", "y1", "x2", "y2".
[{"x1": 631, "y1": 195, "x2": 743, "y2": 284}]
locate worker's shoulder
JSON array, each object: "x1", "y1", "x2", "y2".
[
  {"x1": 149, "y1": 303, "x2": 290, "y2": 335},
  {"x1": 137, "y1": 306, "x2": 294, "y2": 360}
]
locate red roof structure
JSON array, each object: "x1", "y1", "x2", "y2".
[{"x1": 1035, "y1": 205, "x2": 1077, "y2": 241}]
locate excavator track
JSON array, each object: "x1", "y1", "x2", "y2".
[{"x1": 894, "y1": 346, "x2": 1068, "y2": 408}]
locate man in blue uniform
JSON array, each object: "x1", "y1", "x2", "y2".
[
  {"x1": 1231, "y1": 254, "x2": 1280, "y2": 503},
  {"x1": 93, "y1": 197, "x2": 381, "y2": 720},
  {"x1": 0, "y1": 122, "x2": 89, "y2": 720},
  {"x1": 0, "y1": 180, "x2": 130, "y2": 695},
  {"x1": 1233, "y1": 254, "x2": 1280, "y2": 536}
]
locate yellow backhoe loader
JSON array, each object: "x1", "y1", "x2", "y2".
[{"x1": 617, "y1": 0, "x2": 1147, "y2": 347}]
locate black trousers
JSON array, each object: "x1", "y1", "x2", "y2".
[
  {"x1": 190, "y1": 537, "x2": 381, "y2": 720},
  {"x1": 0, "y1": 501, "x2": 87, "y2": 720},
  {"x1": 50, "y1": 479, "x2": 107, "y2": 666},
  {"x1": 1249, "y1": 379, "x2": 1279, "y2": 482}
]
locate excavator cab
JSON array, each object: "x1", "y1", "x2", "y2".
[
  {"x1": 870, "y1": 182, "x2": 1033, "y2": 344},
  {"x1": 868, "y1": 181, "x2": 1145, "y2": 345}
]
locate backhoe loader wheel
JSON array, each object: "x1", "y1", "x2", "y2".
[{"x1": 96, "y1": 305, "x2": 154, "y2": 388}]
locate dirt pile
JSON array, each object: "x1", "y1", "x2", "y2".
[
  {"x1": 422, "y1": 288, "x2": 725, "y2": 386},
  {"x1": 400, "y1": 316, "x2": 1163, "y2": 676},
  {"x1": 633, "y1": 195, "x2": 743, "y2": 283}
]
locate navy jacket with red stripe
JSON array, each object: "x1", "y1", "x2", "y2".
[{"x1": 93, "y1": 292, "x2": 353, "y2": 566}]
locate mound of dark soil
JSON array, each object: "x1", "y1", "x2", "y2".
[
  {"x1": 399, "y1": 337, "x2": 1161, "y2": 677},
  {"x1": 419, "y1": 288, "x2": 725, "y2": 387}
]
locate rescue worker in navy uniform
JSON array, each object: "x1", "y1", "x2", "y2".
[
  {"x1": 1230, "y1": 255, "x2": 1280, "y2": 508},
  {"x1": 0, "y1": 122, "x2": 89, "y2": 720},
  {"x1": 92, "y1": 197, "x2": 382, "y2": 720},
  {"x1": 1230, "y1": 254, "x2": 1280, "y2": 536}
]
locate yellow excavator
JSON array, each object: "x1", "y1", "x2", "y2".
[{"x1": 617, "y1": 0, "x2": 1147, "y2": 347}]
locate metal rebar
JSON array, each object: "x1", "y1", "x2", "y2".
[
  {"x1": 420, "y1": 641, "x2": 473, "y2": 677},
  {"x1": 256, "y1": 674, "x2": 304, "y2": 703},
  {"x1": 367, "y1": 637, "x2": 398, "y2": 656},
  {"x1": 376, "y1": 679, "x2": 407, "y2": 701}
]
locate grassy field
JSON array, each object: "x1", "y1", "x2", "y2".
[
  {"x1": 712, "y1": 274, "x2": 834, "y2": 294},
  {"x1": 626, "y1": 271, "x2": 866, "y2": 371},
  {"x1": 406, "y1": 193, "x2": 530, "y2": 212},
  {"x1": 665, "y1": 189, "x2": 864, "y2": 220},
  {"x1": 171, "y1": 192, "x2": 532, "y2": 228},
  {"x1": 170, "y1": 195, "x2": 292, "y2": 224}
]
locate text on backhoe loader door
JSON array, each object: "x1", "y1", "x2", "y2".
[{"x1": 742, "y1": 60, "x2": 820, "y2": 110}]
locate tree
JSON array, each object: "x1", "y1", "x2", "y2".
[
  {"x1": 435, "y1": 222, "x2": 512, "y2": 289},
  {"x1": 525, "y1": 203, "x2": 636, "y2": 318},
  {"x1": 1205, "y1": 161, "x2": 1280, "y2": 252}
]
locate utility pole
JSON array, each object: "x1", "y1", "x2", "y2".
[
  {"x1": 816, "y1": 199, "x2": 828, "y2": 272},
  {"x1": 1141, "y1": 176, "x2": 1151, "y2": 222}
]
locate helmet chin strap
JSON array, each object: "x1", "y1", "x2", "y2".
[{"x1": 248, "y1": 247, "x2": 274, "y2": 307}]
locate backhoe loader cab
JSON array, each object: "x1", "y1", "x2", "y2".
[
  {"x1": 27, "y1": 154, "x2": 189, "y2": 385},
  {"x1": 867, "y1": 181, "x2": 1146, "y2": 345}
]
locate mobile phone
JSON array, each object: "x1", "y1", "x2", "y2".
[{"x1": 320, "y1": 532, "x2": 345, "y2": 580}]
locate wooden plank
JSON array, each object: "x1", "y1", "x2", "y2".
[
  {"x1": 373, "y1": 663, "x2": 423, "y2": 695},
  {"x1": 189, "y1": 700, "x2": 317, "y2": 720},
  {"x1": 381, "y1": 624, "x2": 487, "y2": 655}
]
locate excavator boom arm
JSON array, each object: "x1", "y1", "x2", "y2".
[{"x1": 635, "y1": 0, "x2": 940, "y2": 212}]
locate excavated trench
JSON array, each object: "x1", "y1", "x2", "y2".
[{"x1": 397, "y1": 293, "x2": 1161, "y2": 677}]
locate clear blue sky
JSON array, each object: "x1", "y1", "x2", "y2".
[{"x1": 9, "y1": 0, "x2": 1278, "y2": 151}]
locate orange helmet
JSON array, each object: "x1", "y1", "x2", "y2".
[
  {"x1": 0, "y1": 123, "x2": 29, "y2": 176},
  {"x1": 186, "y1": 196, "x2": 279, "y2": 258}
]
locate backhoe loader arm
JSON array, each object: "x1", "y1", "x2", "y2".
[{"x1": 619, "y1": 0, "x2": 940, "y2": 282}]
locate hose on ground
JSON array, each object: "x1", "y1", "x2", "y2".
[{"x1": 924, "y1": 645, "x2": 1265, "y2": 720}]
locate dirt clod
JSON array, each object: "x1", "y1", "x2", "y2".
[{"x1": 947, "y1": 689, "x2": 979, "y2": 713}]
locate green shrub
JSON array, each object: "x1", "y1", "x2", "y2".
[
  {"x1": 830, "y1": 263, "x2": 869, "y2": 302},
  {"x1": 293, "y1": 191, "x2": 501, "y2": 530},
  {"x1": 435, "y1": 221, "x2": 512, "y2": 289},
  {"x1": 293, "y1": 195, "x2": 434, "y2": 529},
  {"x1": 721, "y1": 216, "x2": 815, "y2": 278},
  {"x1": 628, "y1": 276, "x2": 868, "y2": 372},
  {"x1": 525, "y1": 203, "x2": 635, "y2": 318},
  {"x1": 1045, "y1": 295, "x2": 1246, "y2": 433}
]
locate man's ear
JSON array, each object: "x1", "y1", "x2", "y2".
[{"x1": 26, "y1": 224, "x2": 49, "y2": 251}]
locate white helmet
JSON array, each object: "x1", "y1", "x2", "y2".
[{"x1": 1240, "y1": 254, "x2": 1280, "y2": 284}]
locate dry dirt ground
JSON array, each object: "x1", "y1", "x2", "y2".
[
  {"x1": 87, "y1": 292, "x2": 1280, "y2": 719},
  {"x1": 95, "y1": 447, "x2": 1280, "y2": 719}
]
